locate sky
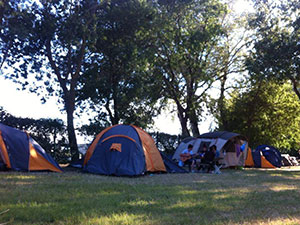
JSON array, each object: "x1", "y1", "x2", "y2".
[{"x1": 0, "y1": 0, "x2": 252, "y2": 143}]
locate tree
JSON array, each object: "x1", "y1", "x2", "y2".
[
  {"x1": 1, "y1": 0, "x2": 100, "y2": 161},
  {"x1": 147, "y1": 0, "x2": 229, "y2": 137},
  {"x1": 0, "y1": 0, "x2": 21, "y2": 69},
  {"x1": 212, "y1": 2, "x2": 252, "y2": 131},
  {"x1": 246, "y1": 0, "x2": 300, "y2": 100},
  {"x1": 78, "y1": 0, "x2": 163, "y2": 129},
  {"x1": 216, "y1": 81, "x2": 300, "y2": 150}
]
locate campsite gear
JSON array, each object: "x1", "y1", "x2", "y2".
[
  {"x1": 281, "y1": 154, "x2": 299, "y2": 166},
  {"x1": 245, "y1": 145, "x2": 282, "y2": 168},
  {"x1": 173, "y1": 131, "x2": 249, "y2": 168},
  {"x1": 83, "y1": 124, "x2": 184, "y2": 176},
  {"x1": 0, "y1": 123, "x2": 62, "y2": 172}
]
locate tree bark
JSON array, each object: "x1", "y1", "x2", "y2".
[
  {"x1": 65, "y1": 94, "x2": 79, "y2": 162},
  {"x1": 291, "y1": 77, "x2": 300, "y2": 101},
  {"x1": 189, "y1": 110, "x2": 200, "y2": 136},
  {"x1": 218, "y1": 73, "x2": 228, "y2": 130},
  {"x1": 45, "y1": 37, "x2": 86, "y2": 162},
  {"x1": 177, "y1": 104, "x2": 190, "y2": 137}
]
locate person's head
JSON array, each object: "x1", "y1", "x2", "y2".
[
  {"x1": 210, "y1": 145, "x2": 217, "y2": 152},
  {"x1": 188, "y1": 144, "x2": 193, "y2": 151},
  {"x1": 202, "y1": 144, "x2": 207, "y2": 151}
]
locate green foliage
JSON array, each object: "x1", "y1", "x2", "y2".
[
  {"x1": 146, "y1": 0, "x2": 232, "y2": 136},
  {"x1": 1, "y1": 0, "x2": 102, "y2": 160},
  {"x1": 216, "y1": 82, "x2": 300, "y2": 151},
  {"x1": 78, "y1": 0, "x2": 164, "y2": 127},
  {"x1": 0, "y1": 107, "x2": 70, "y2": 163},
  {"x1": 150, "y1": 132, "x2": 182, "y2": 155},
  {"x1": 247, "y1": 0, "x2": 300, "y2": 99}
]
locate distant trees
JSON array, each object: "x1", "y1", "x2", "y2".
[{"x1": 215, "y1": 82, "x2": 300, "y2": 150}]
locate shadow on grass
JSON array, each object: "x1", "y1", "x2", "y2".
[{"x1": 0, "y1": 169, "x2": 300, "y2": 224}]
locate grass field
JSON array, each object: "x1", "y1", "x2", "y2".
[{"x1": 1, "y1": 168, "x2": 300, "y2": 225}]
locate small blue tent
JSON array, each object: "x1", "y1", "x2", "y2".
[{"x1": 252, "y1": 145, "x2": 282, "y2": 168}]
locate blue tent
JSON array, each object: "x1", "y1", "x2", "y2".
[
  {"x1": 252, "y1": 145, "x2": 282, "y2": 168},
  {"x1": 83, "y1": 125, "x2": 167, "y2": 176}
]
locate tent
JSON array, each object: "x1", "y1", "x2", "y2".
[
  {"x1": 173, "y1": 131, "x2": 249, "y2": 167},
  {"x1": 245, "y1": 145, "x2": 282, "y2": 168},
  {"x1": 173, "y1": 137, "x2": 197, "y2": 160},
  {"x1": 159, "y1": 151, "x2": 187, "y2": 173},
  {"x1": 83, "y1": 124, "x2": 168, "y2": 176},
  {"x1": 0, "y1": 123, "x2": 62, "y2": 172}
]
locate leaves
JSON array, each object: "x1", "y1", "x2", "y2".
[
  {"x1": 247, "y1": 0, "x2": 300, "y2": 100},
  {"x1": 217, "y1": 81, "x2": 300, "y2": 150}
]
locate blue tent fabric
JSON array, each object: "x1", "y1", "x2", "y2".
[
  {"x1": 0, "y1": 123, "x2": 62, "y2": 172},
  {"x1": 253, "y1": 145, "x2": 282, "y2": 168},
  {"x1": 100, "y1": 125, "x2": 141, "y2": 144},
  {"x1": 0, "y1": 156, "x2": 6, "y2": 170},
  {"x1": 69, "y1": 157, "x2": 84, "y2": 168},
  {"x1": 252, "y1": 148, "x2": 262, "y2": 168},
  {"x1": 160, "y1": 151, "x2": 187, "y2": 173},
  {"x1": 84, "y1": 135, "x2": 146, "y2": 176},
  {"x1": 0, "y1": 124, "x2": 30, "y2": 171}
]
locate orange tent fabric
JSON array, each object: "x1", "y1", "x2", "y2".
[
  {"x1": 245, "y1": 147, "x2": 254, "y2": 167},
  {"x1": 260, "y1": 155, "x2": 276, "y2": 168},
  {"x1": 133, "y1": 125, "x2": 166, "y2": 172}
]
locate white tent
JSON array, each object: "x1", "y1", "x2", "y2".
[{"x1": 173, "y1": 131, "x2": 249, "y2": 168}]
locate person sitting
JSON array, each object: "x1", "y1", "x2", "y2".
[
  {"x1": 179, "y1": 144, "x2": 196, "y2": 172},
  {"x1": 199, "y1": 144, "x2": 208, "y2": 158},
  {"x1": 200, "y1": 145, "x2": 217, "y2": 173},
  {"x1": 196, "y1": 144, "x2": 207, "y2": 170}
]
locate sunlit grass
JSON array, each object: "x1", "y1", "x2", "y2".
[{"x1": 0, "y1": 169, "x2": 300, "y2": 224}]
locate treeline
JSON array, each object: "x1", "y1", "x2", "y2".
[{"x1": 0, "y1": 0, "x2": 299, "y2": 160}]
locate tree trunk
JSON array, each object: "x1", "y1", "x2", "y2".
[
  {"x1": 177, "y1": 105, "x2": 190, "y2": 137},
  {"x1": 65, "y1": 96, "x2": 79, "y2": 162},
  {"x1": 291, "y1": 77, "x2": 300, "y2": 101},
  {"x1": 185, "y1": 76, "x2": 199, "y2": 136},
  {"x1": 189, "y1": 111, "x2": 200, "y2": 136},
  {"x1": 218, "y1": 73, "x2": 228, "y2": 130}
]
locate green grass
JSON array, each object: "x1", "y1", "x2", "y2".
[{"x1": 1, "y1": 169, "x2": 300, "y2": 225}]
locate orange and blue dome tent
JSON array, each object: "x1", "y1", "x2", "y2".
[
  {"x1": 83, "y1": 124, "x2": 167, "y2": 176},
  {"x1": 0, "y1": 123, "x2": 62, "y2": 172},
  {"x1": 245, "y1": 145, "x2": 282, "y2": 168}
]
